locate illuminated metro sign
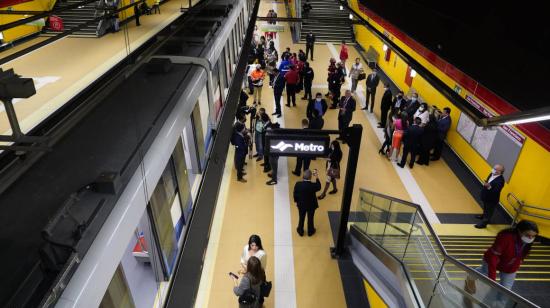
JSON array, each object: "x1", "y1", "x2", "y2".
[{"x1": 267, "y1": 133, "x2": 330, "y2": 157}]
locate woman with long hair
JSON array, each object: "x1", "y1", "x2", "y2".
[
  {"x1": 318, "y1": 140, "x2": 343, "y2": 200},
  {"x1": 233, "y1": 256, "x2": 266, "y2": 308},
  {"x1": 379, "y1": 111, "x2": 394, "y2": 156},
  {"x1": 240, "y1": 234, "x2": 267, "y2": 273},
  {"x1": 387, "y1": 112, "x2": 406, "y2": 162}
]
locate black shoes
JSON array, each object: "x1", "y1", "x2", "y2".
[
  {"x1": 361, "y1": 107, "x2": 368, "y2": 110},
  {"x1": 296, "y1": 228, "x2": 304, "y2": 237},
  {"x1": 292, "y1": 171, "x2": 301, "y2": 176},
  {"x1": 397, "y1": 163, "x2": 405, "y2": 168},
  {"x1": 475, "y1": 222, "x2": 488, "y2": 229},
  {"x1": 328, "y1": 189, "x2": 338, "y2": 195},
  {"x1": 308, "y1": 228, "x2": 316, "y2": 236}
]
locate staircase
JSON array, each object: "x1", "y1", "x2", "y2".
[
  {"x1": 42, "y1": 0, "x2": 101, "y2": 37},
  {"x1": 299, "y1": 0, "x2": 354, "y2": 43}
]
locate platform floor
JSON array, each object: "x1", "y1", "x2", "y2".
[{"x1": 194, "y1": 1, "x2": 516, "y2": 308}]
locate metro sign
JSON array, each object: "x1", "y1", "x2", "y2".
[{"x1": 267, "y1": 132, "x2": 329, "y2": 157}]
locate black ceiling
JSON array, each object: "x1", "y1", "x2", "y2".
[{"x1": 359, "y1": 0, "x2": 550, "y2": 112}]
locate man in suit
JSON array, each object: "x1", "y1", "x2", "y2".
[
  {"x1": 231, "y1": 122, "x2": 248, "y2": 183},
  {"x1": 364, "y1": 68, "x2": 380, "y2": 112},
  {"x1": 431, "y1": 107, "x2": 452, "y2": 161},
  {"x1": 378, "y1": 83, "x2": 392, "y2": 128},
  {"x1": 301, "y1": 62, "x2": 314, "y2": 101},
  {"x1": 292, "y1": 119, "x2": 312, "y2": 177},
  {"x1": 398, "y1": 117, "x2": 423, "y2": 169},
  {"x1": 305, "y1": 31, "x2": 315, "y2": 61},
  {"x1": 475, "y1": 164, "x2": 505, "y2": 229},
  {"x1": 337, "y1": 90, "x2": 356, "y2": 142},
  {"x1": 405, "y1": 93, "x2": 420, "y2": 123},
  {"x1": 392, "y1": 90, "x2": 407, "y2": 111},
  {"x1": 329, "y1": 63, "x2": 345, "y2": 108},
  {"x1": 309, "y1": 109, "x2": 324, "y2": 129},
  {"x1": 306, "y1": 92, "x2": 328, "y2": 120},
  {"x1": 293, "y1": 169, "x2": 322, "y2": 236},
  {"x1": 271, "y1": 68, "x2": 285, "y2": 118}
]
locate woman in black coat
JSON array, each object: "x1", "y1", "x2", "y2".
[{"x1": 417, "y1": 114, "x2": 438, "y2": 165}]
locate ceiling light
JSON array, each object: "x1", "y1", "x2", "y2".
[
  {"x1": 410, "y1": 69, "x2": 417, "y2": 78},
  {"x1": 349, "y1": 13, "x2": 353, "y2": 20},
  {"x1": 339, "y1": 5, "x2": 343, "y2": 10},
  {"x1": 504, "y1": 115, "x2": 550, "y2": 125},
  {"x1": 382, "y1": 44, "x2": 388, "y2": 51}
]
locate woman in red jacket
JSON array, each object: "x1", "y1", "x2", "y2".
[{"x1": 478, "y1": 220, "x2": 538, "y2": 290}]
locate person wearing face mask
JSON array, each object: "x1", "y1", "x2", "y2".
[
  {"x1": 305, "y1": 31, "x2": 315, "y2": 61},
  {"x1": 364, "y1": 68, "x2": 380, "y2": 112},
  {"x1": 392, "y1": 91, "x2": 406, "y2": 111},
  {"x1": 405, "y1": 93, "x2": 420, "y2": 122},
  {"x1": 306, "y1": 92, "x2": 328, "y2": 121},
  {"x1": 336, "y1": 90, "x2": 356, "y2": 143},
  {"x1": 413, "y1": 102, "x2": 429, "y2": 126},
  {"x1": 250, "y1": 64, "x2": 265, "y2": 105},
  {"x1": 378, "y1": 83, "x2": 393, "y2": 128},
  {"x1": 301, "y1": 62, "x2": 315, "y2": 101},
  {"x1": 349, "y1": 58, "x2": 363, "y2": 93},
  {"x1": 475, "y1": 164, "x2": 506, "y2": 229},
  {"x1": 466, "y1": 220, "x2": 538, "y2": 294}
]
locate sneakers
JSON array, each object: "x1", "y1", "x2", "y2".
[{"x1": 266, "y1": 180, "x2": 277, "y2": 185}]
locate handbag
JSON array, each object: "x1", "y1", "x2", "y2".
[
  {"x1": 238, "y1": 278, "x2": 257, "y2": 305},
  {"x1": 357, "y1": 72, "x2": 367, "y2": 80},
  {"x1": 327, "y1": 167, "x2": 340, "y2": 179},
  {"x1": 260, "y1": 281, "x2": 272, "y2": 297}
]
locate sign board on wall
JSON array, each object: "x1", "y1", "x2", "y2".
[
  {"x1": 267, "y1": 133, "x2": 329, "y2": 157},
  {"x1": 456, "y1": 95, "x2": 526, "y2": 180}
]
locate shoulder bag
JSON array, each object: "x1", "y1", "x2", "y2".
[
  {"x1": 260, "y1": 280, "x2": 272, "y2": 297},
  {"x1": 238, "y1": 277, "x2": 257, "y2": 305}
]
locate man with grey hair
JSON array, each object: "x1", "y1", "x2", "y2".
[
  {"x1": 293, "y1": 169, "x2": 322, "y2": 236},
  {"x1": 475, "y1": 164, "x2": 505, "y2": 229}
]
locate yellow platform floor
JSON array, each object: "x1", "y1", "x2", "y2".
[
  {"x1": 0, "y1": 0, "x2": 199, "y2": 141},
  {"x1": 196, "y1": 1, "x2": 507, "y2": 308}
]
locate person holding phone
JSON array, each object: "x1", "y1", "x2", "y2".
[
  {"x1": 232, "y1": 256, "x2": 265, "y2": 308},
  {"x1": 293, "y1": 169, "x2": 322, "y2": 236},
  {"x1": 240, "y1": 235, "x2": 267, "y2": 273}
]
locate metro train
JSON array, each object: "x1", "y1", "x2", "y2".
[{"x1": 9, "y1": 0, "x2": 256, "y2": 306}]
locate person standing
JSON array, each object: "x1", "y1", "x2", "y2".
[
  {"x1": 417, "y1": 114, "x2": 438, "y2": 165},
  {"x1": 293, "y1": 169, "x2": 322, "y2": 236},
  {"x1": 232, "y1": 256, "x2": 265, "y2": 308},
  {"x1": 250, "y1": 65, "x2": 265, "y2": 105},
  {"x1": 397, "y1": 117, "x2": 423, "y2": 169},
  {"x1": 231, "y1": 122, "x2": 248, "y2": 182},
  {"x1": 392, "y1": 90, "x2": 407, "y2": 111},
  {"x1": 325, "y1": 58, "x2": 337, "y2": 98},
  {"x1": 281, "y1": 47, "x2": 291, "y2": 60},
  {"x1": 134, "y1": 3, "x2": 141, "y2": 26},
  {"x1": 302, "y1": 0, "x2": 312, "y2": 17},
  {"x1": 378, "y1": 83, "x2": 392, "y2": 128},
  {"x1": 318, "y1": 140, "x2": 342, "y2": 199},
  {"x1": 475, "y1": 164, "x2": 505, "y2": 229},
  {"x1": 254, "y1": 111, "x2": 268, "y2": 161},
  {"x1": 284, "y1": 65, "x2": 299, "y2": 107},
  {"x1": 292, "y1": 119, "x2": 312, "y2": 176},
  {"x1": 306, "y1": 92, "x2": 328, "y2": 121},
  {"x1": 329, "y1": 62, "x2": 345, "y2": 108},
  {"x1": 298, "y1": 49, "x2": 307, "y2": 62},
  {"x1": 339, "y1": 41, "x2": 349, "y2": 73},
  {"x1": 240, "y1": 235, "x2": 267, "y2": 273},
  {"x1": 337, "y1": 90, "x2": 356, "y2": 142},
  {"x1": 305, "y1": 31, "x2": 315, "y2": 61},
  {"x1": 349, "y1": 58, "x2": 363, "y2": 93},
  {"x1": 431, "y1": 107, "x2": 451, "y2": 161},
  {"x1": 301, "y1": 62, "x2": 314, "y2": 101},
  {"x1": 413, "y1": 102, "x2": 429, "y2": 126},
  {"x1": 271, "y1": 68, "x2": 285, "y2": 117},
  {"x1": 364, "y1": 68, "x2": 380, "y2": 111},
  {"x1": 309, "y1": 109, "x2": 324, "y2": 129},
  {"x1": 405, "y1": 93, "x2": 420, "y2": 123}
]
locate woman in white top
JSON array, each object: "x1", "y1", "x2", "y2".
[
  {"x1": 413, "y1": 102, "x2": 430, "y2": 126},
  {"x1": 240, "y1": 234, "x2": 267, "y2": 273},
  {"x1": 348, "y1": 58, "x2": 363, "y2": 93}
]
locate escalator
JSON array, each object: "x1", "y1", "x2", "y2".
[{"x1": 348, "y1": 188, "x2": 545, "y2": 308}]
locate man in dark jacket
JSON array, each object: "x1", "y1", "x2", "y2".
[
  {"x1": 378, "y1": 83, "x2": 392, "y2": 128},
  {"x1": 271, "y1": 68, "x2": 285, "y2": 117},
  {"x1": 431, "y1": 107, "x2": 451, "y2": 161},
  {"x1": 308, "y1": 109, "x2": 324, "y2": 129},
  {"x1": 405, "y1": 93, "x2": 420, "y2": 123},
  {"x1": 329, "y1": 63, "x2": 345, "y2": 108},
  {"x1": 292, "y1": 119, "x2": 312, "y2": 177},
  {"x1": 364, "y1": 69, "x2": 380, "y2": 112},
  {"x1": 392, "y1": 91, "x2": 407, "y2": 111},
  {"x1": 475, "y1": 164, "x2": 505, "y2": 229},
  {"x1": 285, "y1": 65, "x2": 300, "y2": 107},
  {"x1": 293, "y1": 169, "x2": 322, "y2": 236},
  {"x1": 398, "y1": 117, "x2": 423, "y2": 168},
  {"x1": 231, "y1": 122, "x2": 248, "y2": 182},
  {"x1": 337, "y1": 90, "x2": 356, "y2": 142},
  {"x1": 305, "y1": 31, "x2": 315, "y2": 61},
  {"x1": 306, "y1": 92, "x2": 328, "y2": 120},
  {"x1": 301, "y1": 62, "x2": 314, "y2": 101}
]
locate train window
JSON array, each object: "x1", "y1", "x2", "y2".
[
  {"x1": 232, "y1": 29, "x2": 238, "y2": 64},
  {"x1": 147, "y1": 161, "x2": 182, "y2": 279},
  {"x1": 99, "y1": 265, "x2": 136, "y2": 308},
  {"x1": 225, "y1": 42, "x2": 233, "y2": 80},
  {"x1": 191, "y1": 103, "x2": 206, "y2": 168},
  {"x1": 172, "y1": 138, "x2": 193, "y2": 220}
]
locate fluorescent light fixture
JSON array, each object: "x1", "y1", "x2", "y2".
[
  {"x1": 349, "y1": 13, "x2": 353, "y2": 20},
  {"x1": 504, "y1": 115, "x2": 550, "y2": 125},
  {"x1": 410, "y1": 69, "x2": 417, "y2": 77},
  {"x1": 339, "y1": 5, "x2": 343, "y2": 10},
  {"x1": 382, "y1": 44, "x2": 388, "y2": 51}
]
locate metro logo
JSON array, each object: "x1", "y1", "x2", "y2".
[
  {"x1": 270, "y1": 141, "x2": 325, "y2": 152},
  {"x1": 271, "y1": 141, "x2": 294, "y2": 152}
]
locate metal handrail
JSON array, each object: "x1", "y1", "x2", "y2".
[
  {"x1": 507, "y1": 192, "x2": 550, "y2": 226},
  {"x1": 358, "y1": 188, "x2": 540, "y2": 308}
]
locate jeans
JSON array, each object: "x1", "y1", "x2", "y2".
[
  {"x1": 253, "y1": 85, "x2": 263, "y2": 103},
  {"x1": 475, "y1": 260, "x2": 516, "y2": 304},
  {"x1": 286, "y1": 84, "x2": 296, "y2": 106},
  {"x1": 274, "y1": 92, "x2": 282, "y2": 114}
]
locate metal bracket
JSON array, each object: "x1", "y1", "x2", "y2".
[{"x1": 0, "y1": 98, "x2": 50, "y2": 152}]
